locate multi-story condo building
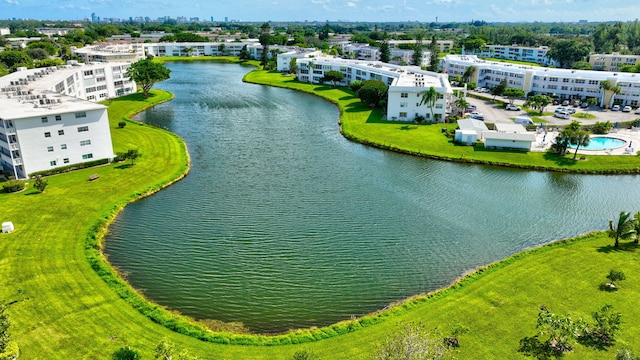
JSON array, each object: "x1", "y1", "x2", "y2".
[
  {"x1": 142, "y1": 41, "x2": 263, "y2": 59},
  {"x1": 0, "y1": 62, "x2": 136, "y2": 179},
  {"x1": 589, "y1": 53, "x2": 640, "y2": 71},
  {"x1": 73, "y1": 43, "x2": 144, "y2": 63},
  {"x1": 294, "y1": 56, "x2": 452, "y2": 123},
  {"x1": 444, "y1": 55, "x2": 640, "y2": 108},
  {"x1": 476, "y1": 45, "x2": 559, "y2": 67},
  {"x1": 342, "y1": 43, "x2": 431, "y2": 67}
]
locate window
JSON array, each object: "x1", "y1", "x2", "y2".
[
  {"x1": 55, "y1": 115, "x2": 62, "y2": 121},
  {"x1": 47, "y1": 146, "x2": 54, "y2": 152},
  {"x1": 58, "y1": 130, "x2": 64, "y2": 136},
  {"x1": 50, "y1": 160, "x2": 57, "y2": 166},
  {"x1": 41, "y1": 116, "x2": 48, "y2": 123},
  {"x1": 44, "y1": 132, "x2": 51, "y2": 138},
  {"x1": 400, "y1": 102, "x2": 407, "y2": 108},
  {"x1": 80, "y1": 140, "x2": 91, "y2": 146},
  {"x1": 400, "y1": 92, "x2": 408, "y2": 98},
  {"x1": 61, "y1": 144, "x2": 67, "y2": 150},
  {"x1": 399, "y1": 112, "x2": 407, "y2": 118},
  {"x1": 84, "y1": 70, "x2": 94, "y2": 77},
  {"x1": 82, "y1": 153, "x2": 93, "y2": 160},
  {"x1": 78, "y1": 126, "x2": 89, "y2": 132},
  {"x1": 75, "y1": 112, "x2": 87, "y2": 119},
  {"x1": 63, "y1": 158, "x2": 69, "y2": 164}
]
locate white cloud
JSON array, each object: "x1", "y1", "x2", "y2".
[
  {"x1": 4, "y1": 0, "x2": 19, "y2": 4},
  {"x1": 346, "y1": 2, "x2": 356, "y2": 7}
]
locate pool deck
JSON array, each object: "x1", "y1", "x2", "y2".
[{"x1": 531, "y1": 127, "x2": 640, "y2": 156}]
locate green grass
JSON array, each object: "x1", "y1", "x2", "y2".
[
  {"x1": 244, "y1": 70, "x2": 640, "y2": 174},
  {"x1": 574, "y1": 112, "x2": 597, "y2": 119},
  {"x1": 2, "y1": 62, "x2": 640, "y2": 359}
]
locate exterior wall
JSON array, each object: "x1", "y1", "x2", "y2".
[
  {"x1": 276, "y1": 49, "x2": 322, "y2": 72},
  {"x1": 484, "y1": 138, "x2": 532, "y2": 150},
  {"x1": 387, "y1": 87, "x2": 447, "y2": 122},
  {"x1": 444, "y1": 55, "x2": 640, "y2": 107},
  {"x1": 10, "y1": 108, "x2": 113, "y2": 176},
  {"x1": 143, "y1": 41, "x2": 261, "y2": 58},
  {"x1": 478, "y1": 45, "x2": 558, "y2": 67},
  {"x1": 589, "y1": 53, "x2": 640, "y2": 71}
]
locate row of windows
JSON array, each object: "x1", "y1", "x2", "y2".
[
  {"x1": 44, "y1": 126, "x2": 88, "y2": 138},
  {"x1": 41, "y1": 115, "x2": 63, "y2": 123},
  {"x1": 46, "y1": 140, "x2": 90, "y2": 152},
  {"x1": 49, "y1": 153, "x2": 93, "y2": 167}
]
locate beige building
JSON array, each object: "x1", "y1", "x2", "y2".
[{"x1": 589, "y1": 53, "x2": 640, "y2": 71}]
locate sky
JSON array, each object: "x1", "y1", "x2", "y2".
[{"x1": 1, "y1": 0, "x2": 639, "y2": 23}]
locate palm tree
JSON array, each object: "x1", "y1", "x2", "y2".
[
  {"x1": 462, "y1": 66, "x2": 476, "y2": 83},
  {"x1": 633, "y1": 212, "x2": 640, "y2": 244},
  {"x1": 419, "y1": 86, "x2": 439, "y2": 122},
  {"x1": 599, "y1": 80, "x2": 622, "y2": 108},
  {"x1": 608, "y1": 211, "x2": 636, "y2": 247},
  {"x1": 571, "y1": 131, "x2": 590, "y2": 159},
  {"x1": 454, "y1": 97, "x2": 469, "y2": 116}
]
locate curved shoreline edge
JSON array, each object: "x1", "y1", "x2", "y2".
[{"x1": 88, "y1": 63, "x2": 622, "y2": 350}]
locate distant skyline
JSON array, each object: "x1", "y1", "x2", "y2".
[{"x1": 1, "y1": 0, "x2": 639, "y2": 23}]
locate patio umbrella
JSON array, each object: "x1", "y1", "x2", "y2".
[
  {"x1": 542, "y1": 133, "x2": 547, "y2": 142},
  {"x1": 629, "y1": 141, "x2": 633, "y2": 148}
]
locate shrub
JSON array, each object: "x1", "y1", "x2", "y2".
[
  {"x1": 592, "y1": 121, "x2": 612, "y2": 134},
  {"x1": 349, "y1": 80, "x2": 363, "y2": 92},
  {"x1": 118, "y1": 121, "x2": 127, "y2": 128},
  {"x1": 29, "y1": 158, "x2": 109, "y2": 177},
  {"x1": 33, "y1": 175, "x2": 48, "y2": 193},
  {"x1": 112, "y1": 346, "x2": 141, "y2": 360},
  {"x1": 2, "y1": 180, "x2": 25, "y2": 193}
]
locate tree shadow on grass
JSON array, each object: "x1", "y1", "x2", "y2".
[
  {"x1": 543, "y1": 152, "x2": 578, "y2": 166},
  {"x1": 399, "y1": 125, "x2": 418, "y2": 130},
  {"x1": 108, "y1": 92, "x2": 157, "y2": 103},
  {"x1": 596, "y1": 242, "x2": 639, "y2": 253},
  {"x1": 114, "y1": 164, "x2": 134, "y2": 170}
]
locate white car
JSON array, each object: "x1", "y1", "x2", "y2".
[
  {"x1": 612, "y1": 105, "x2": 621, "y2": 111},
  {"x1": 622, "y1": 106, "x2": 632, "y2": 112},
  {"x1": 635, "y1": 108, "x2": 640, "y2": 115},
  {"x1": 468, "y1": 111, "x2": 485, "y2": 120},
  {"x1": 505, "y1": 104, "x2": 520, "y2": 111}
]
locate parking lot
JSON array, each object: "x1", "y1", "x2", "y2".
[{"x1": 464, "y1": 90, "x2": 640, "y2": 127}]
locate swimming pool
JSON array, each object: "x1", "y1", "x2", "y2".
[{"x1": 569, "y1": 136, "x2": 627, "y2": 151}]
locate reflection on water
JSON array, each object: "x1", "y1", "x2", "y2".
[{"x1": 105, "y1": 62, "x2": 640, "y2": 333}]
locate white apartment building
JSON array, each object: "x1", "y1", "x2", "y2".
[
  {"x1": 295, "y1": 57, "x2": 452, "y2": 122},
  {"x1": 476, "y1": 45, "x2": 559, "y2": 67},
  {"x1": 341, "y1": 43, "x2": 431, "y2": 67},
  {"x1": 589, "y1": 53, "x2": 640, "y2": 71},
  {"x1": 276, "y1": 47, "x2": 323, "y2": 72},
  {"x1": 0, "y1": 62, "x2": 136, "y2": 179},
  {"x1": 444, "y1": 55, "x2": 640, "y2": 108},
  {"x1": 142, "y1": 41, "x2": 263, "y2": 59},
  {"x1": 73, "y1": 43, "x2": 144, "y2": 63}
]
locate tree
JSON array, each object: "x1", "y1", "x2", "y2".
[
  {"x1": 322, "y1": 70, "x2": 344, "y2": 87},
  {"x1": 570, "y1": 130, "x2": 590, "y2": 160},
  {"x1": 154, "y1": 339, "x2": 195, "y2": 360},
  {"x1": 357, "y1": 79, "x2": 388, "y2": 108},
  {"x1": 118, "y1": 149, "x2": 141, "y2": 165},
  {"x1": 491, "y1": 78, "x2": 507, "y2": 99},
  {"x1": 33, "y1": 175, "x2": 48, "y2": 193},
  {"x1": 25, "y1": 48, "x2": 49, "y2": 61},
  {"x1": 0, "y1": 303, "x2": 19, "y2": 360},
  {"x1": 125, "y1": 59, "x2": 171, "y2": 97},
  {"x1": 373, "y1": 323, "x2": 448, "y2": 360},
  {"x1": 419, "y1": 86, "x2": 439, "y2": 122},
  {"x1": 503, "y1": 87, "x2": 525, "y2": 105},
  {"x1": 518, "y1": 309, "x2": 585, "y2": 358},
  {"x1": 218, "y1": 43, "x2": 226, "y2": 55},
  {"x1": 599, "y1": 80, "x2": 621, "y2": 108},
  {"x1": 552, "y1": 120, "x2": 581, "y2": 156},
  {"x1": 608, "y1": 211, "x2": 636, "y2": 247},
  {"x1": 113, "y1": 346, "x2": 141, "y2": 360},
  {"x1": 429, "y1": 35, "x2": 439, "y2": 72},
  {"x1": 454, "y1": 97, "x2": 470, "y2": 116},
  {"x1": 379, "y1": 40, "x2": 390, "y2": 63},
  {"x1": 547, "y1": 38, "x2": 593, "y2": 68},
  {"x1": 411, "y1": 29, "x2": 426, "y2": 66},
  {"x1": 182, "y1": 47, "x2": 194, "y2": 57},
  {"x1": 578, "y1": 305, "x2": 622, "y2": 349},
  {"x1": 525, "y1": 94, "x2": 553, "y2": 114},
  {"x1": 633, "y1": 212, "x2": 640, "y2": 244},
  {"x1": 259, "y1": 22, "x2": 271, "y2": 67},
  {"x1": 238, "y1": 45, "x2": 252, "y2": 61},
  {"x1": 461, "y1": 65, "x2": 476, "y2": 83},
  {"x1": 288, "y1": 58, "x2": 298, "y2": 75},
  {"x1": 0, "y1": 50, "x2": 33, "y2": 71}
]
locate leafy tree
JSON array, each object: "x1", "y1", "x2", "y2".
[
  {"x1": 411, "y1": 43, "x2": 423, "y2": 66},
  {"x1": 373, "y1": 323, "x2": 448, "y2": 360},
  {"x1": 322, "y1": 70, "x2": 344, "y2": 87},
  {"x1": 633, "y1": 211, "x2": 640, "y2": 244},
  {"x1": 118, "y1": 149, "x2": 141, "y2": 165},
  {"x1": 429, "y1": 35, "x2": 439, "y2": 72},
  {"x1": 591, "y1": 121, "x2": 612, "y2": 135},
  {"x1": 525, "y1": 94, "x2": 553, "y2": 114},
  {"x1": 578, "y1": 304, "x2": 622, "y2": 349},
  {"x1": 491, "y1": 78, "x2": 507, "y2": 99},
  {"x1": 0, "y1": 50, "x2": 33, "y2": 71},
  {"x1": 420, "y1": 86, "x2": 440, "y2": 122},
  {"x1": 357, "y1": 79, "x2": 388, "y2": 108},
  {"x1": 547, "y1": 38, "x2": 593, "y2": 68},
  {"x1": 25, "y1": 48, "x2": 49, "y2": 61},
  {"x1": 33, "y1": 175, "x2": 48, "y2": 193},
  {"x1": 617, "y1": 348, "x2": 640, "y2": 360},
  {"x1": 608, "y1": 211, "x2": 636, "y2": 247},
  {"x1": 599, "y1": 80, "x2": 621, "y2": 108},
  {"x1": 552, "y1": 120, "x2": 581, "y2": 156},
  {"x1": 113, "y1": 346, "x2": 141, "y2": 360},
  {"x1": 461, "y1": 65, "x2": 476, "y2": 83},
  {"x1": 349, "y1": 80, "x2": 363, "y2": 92},
  {"x1": 503, "y1": 87, "x2": 525, "y2": 105},
  {"x1": 25, "y1": 40, "x2": 56, "y2": 56},
  {"x1": 259, "y1": 22, "x2": 271, "y2": 67},
  {"x1": 454, "y1": 97, "x2": 470, "y2": 116},
  {"x1": 518, "y1": 309, "x2": 585, "y2": 358},
  {"x1": 288, "y1": 58, "x2": 298, "y2": 75},
  {"x1": 154, "y1": 339, "x2": 196, "y2": 360},
  {"x1": 379, "y1": 39, "x2": 390, "y2": 63},
  {"x1": 125, "y1": 59, "x2": 171, "y2": 97},
  {"x1": 238, "y1": 45, "x2": 252, "y2": 61},
  {"x1": 572, "y1": 61, "x2": 592, "y2": 70}
]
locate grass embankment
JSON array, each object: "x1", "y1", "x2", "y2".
[
  {"x1": 1, "y1": 63, "x2": 639, "y2": 358},
  {"x1": 244, "y1": 70, "x2": 640, "y2": 174}
]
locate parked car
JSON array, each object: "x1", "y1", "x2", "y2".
[
  {"x1": 612, "y1": 105, "x2": 621, "y2": 111},
  {"x1": 555, "y1": 107, "x2": 567, "y2": 113},
  {"x1": 554, "y1": 111, "x2": 571, "y2": 119},
  {"x1": 581, "y1": 102, "x2": 589, "y2": 108},
  {"x1": 562, "y1": 100, "x2": 570, "y2": 106},
  {"x1": 552, "y1": 99, "x2": 560, "y2": 105},
  {"x1": 566, "y1": 108, "x2": 576, "y2": 114},
  {"x1": 505, "y1": 104, "x2": 520, "y2": 111},
  {"x1": 635, "y1": 108, "x2": 640, "y2": 115},
  {"x1": 622, "y1": 106, "x2": 632, "y2": 112},
  {"x1": 468, "y1": 111, "x2": 485, "y2": 120}
]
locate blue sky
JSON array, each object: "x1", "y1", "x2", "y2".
[{"x1": 1, "y1": 0, "x2": 639, "y2": 23}]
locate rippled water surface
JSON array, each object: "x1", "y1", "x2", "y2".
[{"x1": 104, "y1": 62, "x2": 640, "y2": 333}]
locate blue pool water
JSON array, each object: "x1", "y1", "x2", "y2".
[{"x1": 570, "y1": 136, "x2": 627, "y2": 150}]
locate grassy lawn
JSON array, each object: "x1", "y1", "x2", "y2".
[
  {"x1": 1, "y1": 61, "x2": 640, "y2": 359},
  {"x1": 244, "y1": 70, "x2": 640, "y2": 174}
]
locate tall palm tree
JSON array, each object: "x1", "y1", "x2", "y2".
[
  {"x1": 454, "y1": 97, "x2": 469, "y2": 116},
  {"x1": 419, "y1": 86, "x2": 439, "y2": 122},
  {"x1": 633, "y1": 212, "x2": 640, "y2": 244},
  {"x1": 599, "y1": 80, "x2": 622, "y2": 108},
  {"x1": 571, "y1": 131, "x2": 590, "y2": 159},
  {"x1": 462, "y1": 65, "x2": 476, "y2": 83},
  {"x1": 608, "y1": 211, "x2": 636, "y2": 247}
]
